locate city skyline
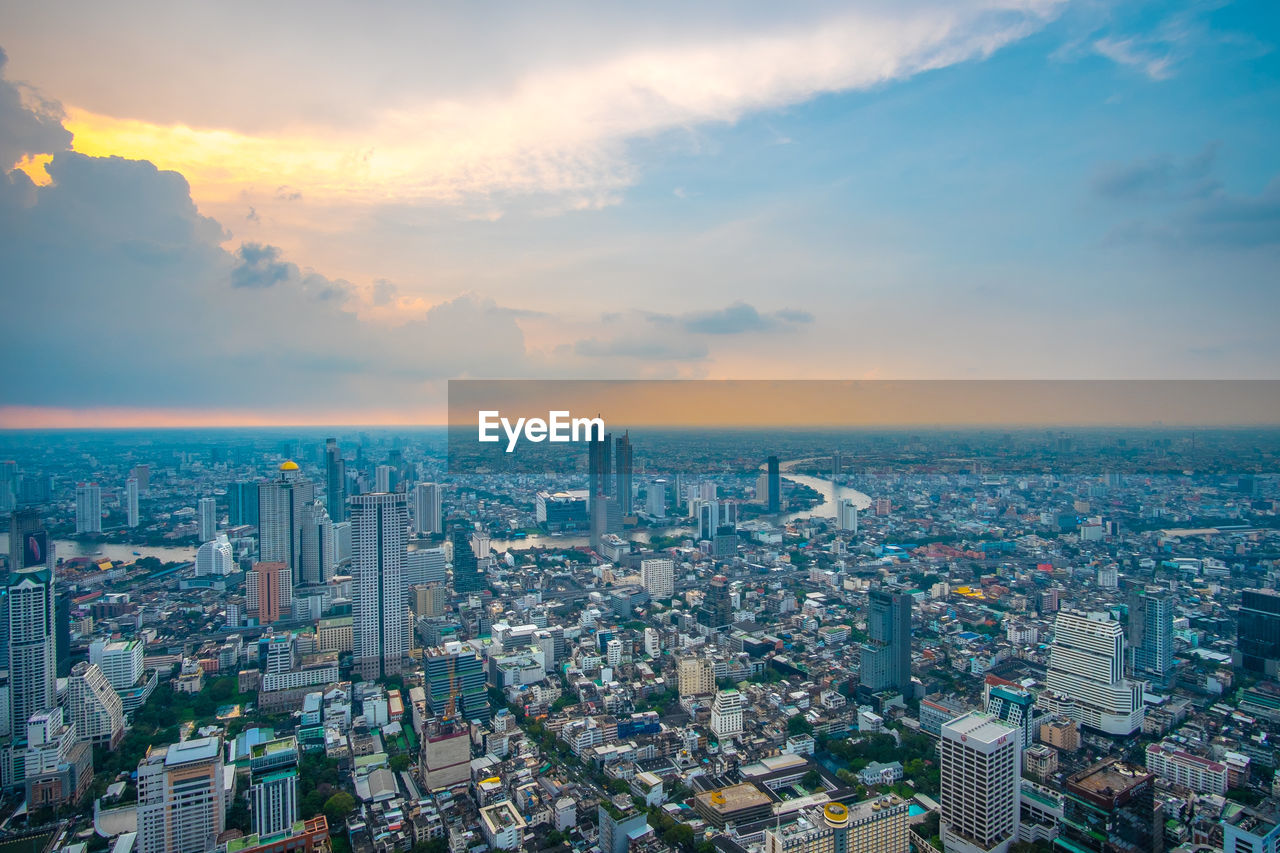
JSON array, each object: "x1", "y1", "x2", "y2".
[{"x1": 2, "y1": 1, "x2": 1279, "y2": 427}]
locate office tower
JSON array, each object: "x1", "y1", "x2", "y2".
[
  {"x1": 90, "y1": 638, "x2": 144, "y2": 692},
  {"x1": 197, "y1": 496, "x2": 217, "y2": 541},
  {"x1": 412, "y1": 482, "x2": 443, "y2": 535},
  {"x1": 695, "y1": 499, "x2": 738, "y2": 540},
  {"x1": 1058, "y1": 759, "x2": 1162, "y2": 853},
  {"x1": 24, "y1": 706, "x2": 93, "y2": 807},
  {"x1": 258, "y1": 461, "x2": 316, "y2": 583},
  {"x1": 195, "y1": 535, "x2": 233, "y2": 577},
  {"x1": 588, "y1": 430, "x2": 613, "y2": 510},
  {"x1": 333, "y1": 521, "x2": 352, "y2": 565},
  {"x1": 8, "y1": 507, "x2": 51, "y2": 575},
  {"x1": 1236, "y1": 588, "x2": 1280, "y2": 676},
  {"x1": 424, "y1": 644, "x2": 490, "y2": 723},
  {"x1": 75, "y1": 482, "x2": 102, "y2": 533},
  {"x1": 228, "y1": 480, "x2": 259, "y2": 527},
  {"x1": 56, "y1": 591, "x2": 70, "y2": 677},
  {"x1": 324, "y1": 438, "x2": 347, "y2": 521},
  {"x1": 614, "y1": 432, "x2": 633, "y2": 516},
  {"x1": 67, "y1": 661, "x2": 124, "y2": 748},
  {"x1": 8, "y1": 567, "x2": 56, "y2": 744},
  {"x1": 413, "y1": 584, "x2": 446, "y2": 618},
  {"x1": 298, "y1": 500, "x2": 335, "y2": 585},
  {"x1": 832, "y1": 451, "x2": 843, "y2": 476},
  {"x1": 677, "y1": 656, "x2": 714, "y2": 697},
  {"x1": 450, "y1": 526, "x2": 484, "y2": 594},
  {"x1": 0, "y1": 461, "x2": 15, "y2": 513},
  {"x1": 137, "y1": 736, "x2": 225, "y2": 853},
  {"x1": 375, "y1": 464, "x2": 395, "y2": 494},
  {"x1": 640, "y1": 558, "x2": 674, "y2": 600},
  {"x1": 1046, "y1": 610, "x2": 1144, "y2": 735},
  {"x1": 705, "y1": 574, "x2": 733, "y2": 628},
  {"x1": 351, "y1": 492, "x2": 408, "y2": 680},
  {"x1": 1128, "y1": 584, "x2": 1175, "y2": 688},
  {"x1": 246, "y1": 562, "x2": 291, "y2": 625},
  {"x1": 985, "y1": 683, "x2": 1036, "y2": 749},
  {"x1": 711, "y1": 689, "x2": 744, "y2": 740},
  {"x1": 248, "y1": 736, "x2": 299, "y2": 838},
  {"x1": 646, "y1": 479, "x2": 667, "y2": 517},
  {"x1": 712, "y1": 525, "x2": 738, "y2": 558},
  {"x1": 766, "y1": 455, "x2": 781, "y2": 512},
  {"x1": 940, "y1": 712, "x2": 1021, "y2": 853},
  {"x1": 126, "y1": 477, "x2": 140, "y2": 528},
  {"x1": 130, "y1": 464, "x2": 150, "y2": 495},
  {"x1": 836, "y1": 498, "x2": 858, "y2": 533},
  {"x1": 860, "y1": 589, "x2": 912, "y2": 693},
  {"x1": 405, "y1": 546, "x2": 448, "y2": 593}
]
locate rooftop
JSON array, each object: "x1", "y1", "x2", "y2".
[{"x1": 1067, "y1": 759, "x2": 1153, "y2": 798}]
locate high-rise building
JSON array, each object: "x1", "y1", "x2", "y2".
[
  {"x1": 257, "y1": 461, "x2": 316, "y2": 583},
  {"x1": 985, "y1": 683, "x2": 1036, "y2": 750},
  {"x1": 8, "y1": 567, "x2": 57, "y2": 744},
  {"x1": 75, "y1": 482, "x2": 102, "y2": 534},
  {"x1": 836, "y1": 498, "x2": 859, "y2": 533},
  {"x1": 24, "y1": 706, "x2": 93, "y2": 808},
  {"x1": 940, "y1": 711, "x2": 1021, "y2": 853},
  {"x1": 412, "y1": 584, "x2": 447, "y2": 618},
  {"x1": 246, "y1": 562, "x2": 291, "y2": 625},
  {"x1": 90, "y1": 638, "x2": 143, "y2": 692},
  {"x1": 450, "y1": 526, "x2": 484, "y2": 594},
  {"x1": 8, "y1": 507, "x2": 51, "y2": 575},
  {"x1": 324, "y1": 438, "x2": 347, "y2": 522},
  {"x1": 646, "y1": 479, "x2": 667, "y2": 517},
  {"x1": 766, "y1": 456, "x2": 781, "y2": 513},
  {"x1": 1045, "y1": 610, "x2": 1144, "y2": 735},
  {"x1": 711, "y1": 689, "x2": 744, "y2": 740},
  {"x1": 1222, "y1": 802, "x2": 1280, "y2": 853},
  {"x1": 698, "y1": 574, "x2": 732, "y2": 631},
  {"x1": 695, "y1": 499, "x2": 739, "y2": 540},
  {"x1": 640, "y1": 558, "x2": 675, "y2": 600},
  {"x1": 137, "y1": 736, "x2": 225, "y2": 853},
  {"x1": 598, "y1": 806, "x2": 649, "y2": 853},
  {"x1": 248, "y1": 736, "x2": 299, "y2": 838},
  {"x1": 614, "y1": 432, "x2": 633, "y2": 516},
  {"x1": 405, "y1": 547, "x2": 448, "y2": 593},
  {"x1": 412, "y1": 482, "x2": 443, "y2": 535},
  {"x1": 67, "y1": 661, "x2": 124, "y2": 748},
  {"x1": 1236, "y1": 588, "x2": 1280, "y2": 676},
  {"x1": 126, "y1": 477, "x2": 140, "y2": 528},
  {"x1": 129, "y1": 464, "x2": 150, "y2": 495},
  {"x1": 198, "y1": 497, "x2": 217, "y2": 541},
  {"x1": 195, "y1": 535, "x2": 234, "y2": 577},
  {"x1": 351, "y1": 492, "x2": 408, "y2": 680},
  {"x1": 1058, "y1": 759, "x2": 1162, "y2": 853},
  {"x1": 228, "y1": 480, "x2": 259, "y2": 527},
  {"x1": 860, "y1": 589, "x2": 912, "y2": 693},
  {"x1": 424, "y1": 643, "x2": 490, "y2": 723},
  {"x1": 764, "y1": 799, "x2": 908, "y2": 853},
  {"x1": 0, "y1": 461, "x2": 15, "y2": 514},
  {"x1": 677, "y1": 656, "x2": 714, "y2": 697},
  {"x1": 588, "y1": 431, "x2": 613, "y2": 510},
  {"x1": 298, "y1": 501, "x2": 335, "y2": 585},
  {"x1": 1128, "y1": 584, "x2": 1175, "y2": 688},
  {"x1": 375, "y1": 464, "x2": 395, "y2": 494}
]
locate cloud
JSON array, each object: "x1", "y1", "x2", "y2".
[
  {"x1": 52, "y1": 2, "x2": 1065, "y2": 207},
  {"x1": 1093, "y1": 143, "x2": 1219, "y2": 201},
  {"x1": 1093, "y1": 36, "x2": 1177, "y2": 80},
  {"x1": 648, "y1": 301, "x2": 815, "y2": 335},
  {"x1": 0, "y1": 46, "x2": 73, "y2": 171},
  {"x1": 574, "y1": 336, "x2": 710, "y2": 361},
  {"x1": 232, "y1": 242, "x2": 294, "y2": 288}
]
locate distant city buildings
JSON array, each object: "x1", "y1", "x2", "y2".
[
  {"x1": 75, "y1": 482, "x2": 101, "y2": 534},
  {"x1": 258, "y1": 461, "x2": 316, "y2": 583}
]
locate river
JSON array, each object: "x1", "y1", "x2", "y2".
[{"x1": 0, "y1": 532, "x2": 197, "y2": 565}]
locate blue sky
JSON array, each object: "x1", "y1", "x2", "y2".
[{"x1": 0, "y1": 0, "x2": 1277, "y2": 424}]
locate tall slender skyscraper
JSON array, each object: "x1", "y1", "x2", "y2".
[
  {"x1": 75, "y1": 482, "x2": 102, "y2": 534},
  {"x1": 8, "y1": 566, "x2": 57, "y2": 744},
  {"x1": 298, "y1": 500, "x2": 335, "y2": 585},
  {"x1": 197, "y1": 496, "x2": 217, "y2": 542},
  {"x1": 766, "y1": 456, "x2": 781, "y2": 513},
  {"x1": 412, "y1": 482, "x2": 443, "y2": 535},
  {"x1": 588, "y1": 430, "x2": 612, "y2": 510},
  {"x1": 258, "y1": 461, "x2": 316, "y2": 584},
  {"x1": 126, "y1": 477, "x2": 140, "y2": 528},
  {"x1": 227, "y1": 480, "x2": 259, "y2": 527},
  {"x1": 860, "y1": 589, "x2": 912, "y2": 693},
  {"x1": 248, "y1": 736, "x2": 299, "y2": 838},
  {"x1": 1046, "y1": 610, "x2": 1144, "y2": 735},
  {"x1": 324, "y1": 438, "x2": 347, "y2": 522},
  {"x1": 8, "y1": 507, "x2": 49, "y2": 576},
  {"x1": 614, "y1": 433, "x2": 633, "y2": 516},
  {"x1": 940, "y1": 712, "x2": 1021, "y2": 853},
  {"x1": 1128, "y1": 584, "x2": 1175, "y2": 688},
  {"x1": 352, "y1": 492, "x2": 408, "y2": 680},
  {"x1": 450, "y1": 525, "x2": 484, "y2": 594}
]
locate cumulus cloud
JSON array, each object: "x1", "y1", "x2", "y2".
[
  {"x1": 646, "y1": 301, "x2": 815, "y2": 335},
  {"x1": 0, "y1": 46, "x2": 72, "y2": 170}
]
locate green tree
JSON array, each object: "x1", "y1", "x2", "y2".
[
  {"x1": 787, "y1": 714, "x2": 813, "y2": 736},
  {"x1": 802, "y1": 768, "x2": 822, "y2": 791},
  {"x1": 323, "y1": 791, "x2": 357, "y2": 827}
]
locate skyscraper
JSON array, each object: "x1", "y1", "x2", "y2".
[
  {"x1": 640, "y1": 558, "x2": 674, "y2": 600},
  {"x1": 412, "y1": 482, "x2": 443, "y2": 535},
  {"x1": 860, "y1": 589, "x2": 912, "y2": 693},
  {"x1": 940, "y1": 711, "x2": 1022, "y2": 853},
  {"x1": 450, "y1": 525, "x2": 484, "y2": 594},
  {"x1": 1046, "y1": 610, "x2": 1144, "y2": 735},
  {"x1": 711, "y1": 689, "x2": 744, "y2": 740},
  {"x1": 766, "y1": 456, "x2": 781, "y2": 513},
  {"x1": 985, "y1": 683, "x2": 1036, "y2": 750},
  {"x1": 1236, "y1": 588, "x2": 1280, "y2": 676},
  {"x1": 258, "y1": 461, "x2": 316, "y2": 583},
  {"x1": 137, "y1": 736, "x2": 225, "y2": 853},
  {"x1": 129, "y1": 464, "x2": 150, "y2": 495},
  {"x1": 0, "y1": 461, "x2": 15, "y2": 513},
  {"x1": 8, "y1": 566, "x2": 57, "y2": 744},
  {"x1": 227, "y1": 480, "x2": 259, "y2": 527},
  {"x1": 197, "y1": 496, "x2": 217, "y2": 541},
  {"x1": 195, "y1": 535, "x2": 234, "y2": 576},
  {"x1": 375, "y1": 464, "x2": 395, "y2": 493},
  {"x1": 405, "y1": 546, "x2": 448, "y2": 593},
  {"x1": 698, "y1": 574, "x2": 732, "y2": 631},
  {"x1": 614, "y1": 432, "x2": 633, "y2": 516},
  {"x1": 1058, "y1": 759, "x2": 1162, "y2": 853},
  {"x1": 424, "y1": 643, "x2": 490, "y2": 723},
  {"x1": 8, "y1": 507, "x2": 50, "y2": 576},
  {"x1": 298, "y1": 500, "x2": 336, "y2": 585},
  {"x1": 351, "y1": 492, "x2": 408, "y2": 680},
  {"x1": 248, "y1": 736, "x2": 299, "y2": 838},
  {"x1": 126, "y1": 477, "x2": 140, "y2": 528},
  {"x1": 836, "y1": 498, "x2": 858, "y2": 533},
  {"x1": 75, "y1": 482, "x2": 102, "y2": 534},
  {"x1": 67, "y1": 661, "x2": 125, "y2": 748},
  {"x1": 324, "y1": 438, "x2": 347, "y2": 522},
  {"x1": 246, "y1": 562, "x2": 291, "y2": 625},
  {"x1": 1128, "y1": 584, "x2": 1175, "y2": 688},
  {"x1": 588, "y1": 430, "x2": 612, "y2": 510}
]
